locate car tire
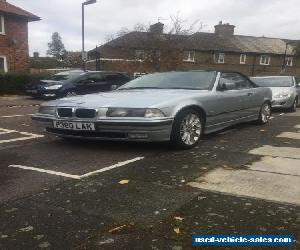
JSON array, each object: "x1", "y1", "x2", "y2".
[
  {"x1": 257, "y1": 102, "x2": 271, "y2": 125},
  {"x1": 65, "y1": 91, "x2": 77, "y2": 97},
  {"x1": 288, "y1": 98, "x2": 297, "y2": 112},
  {"x1": 170, "y1": 109, "x2": 204, "y2": 149}
]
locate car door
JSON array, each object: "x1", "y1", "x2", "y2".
[
  {"x1": 295, "y1": 77, "x2": 300, "y2": 98},
  {"x1": 233, "y1": 73, "x2": 262, "y2": 117},
  {"x1": 210, "y1": 73, "x2": 245, "y2": 125}
]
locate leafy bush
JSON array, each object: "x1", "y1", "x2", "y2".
[{"x1": 0, "y1": 72, "x2": 51, "y2": 95}]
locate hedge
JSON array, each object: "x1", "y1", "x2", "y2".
[{"x1": 0, "y1": 72, "x2": 52, "y2": 95}]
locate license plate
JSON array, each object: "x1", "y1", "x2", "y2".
[{"x1": 53, "y1": 121, "x2": 95, "y2": 131}]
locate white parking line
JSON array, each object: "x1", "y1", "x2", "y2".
[
  {"x1": 0, "y1": 128, "x2": 15, "y2": 135},
  {"x1": 8, "y1": 157, "x2": 144, "y2": 180},
  {"x1": 0, "y1": 114, "x2": 33, "y2": 118},
  {"x1": 0, "y1": 127, "x2": 44, "y2": 144},
  {"x1": 80, "y1": 157, "x2": 144, "y2": 178},
  {"x1": 9, "y1": 165, "x2": 81, "y2": 179}
]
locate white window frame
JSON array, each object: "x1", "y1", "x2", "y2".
[
  {"x1": 134, "y1": 72, "x2": 147, "y2": 79},
  {"x1": 240, "y1": 54, "x2": 246, "y2": 64},
  {"x1": 285, "y1": 57, "x2": 293, "y2": 67},
  {"x1": 0, "y1": 15, "x2": 5, "y2": 35},
  {"x1": 215, "y1": 53, "x2": 225, "y2": 64},
  {"x1": 260, "y1": 55, "x2": 271, "y2": 65},
  {"x1": 0, "y1": 56, "x2": 8, "y2": 72},
  {"x1": 183, "y1": 50, "x2": 195, "y2": 62}
]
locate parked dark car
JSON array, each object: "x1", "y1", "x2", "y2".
[{"x1": 25, "y1": 70, "x2": 131, "y2": 99}]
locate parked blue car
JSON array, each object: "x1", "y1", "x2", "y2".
[{"x1": 25, "y1": 70, "x2": 131, "y2": 99}]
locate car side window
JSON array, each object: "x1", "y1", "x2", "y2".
[
  {"x1": 219, "y1": 73, "x2": 239, "y2": 90},
  {"x1": 77, "y1": 74, "x2": 103, "y2": 84},
  {"x1": 235, "y1": 74, "x2": 255, "y2": 89},
  {"x1": 105, "y1": 74, "x2": 119, "y2": 82},
  {"x1": 87, "y1": 73, "x2": 105, "y2": 83},
  {"x1": 219, "y1": 73, "x2": 254, "y2": 90}
]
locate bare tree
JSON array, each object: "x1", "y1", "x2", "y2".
[
  {"x1": 134, "y1": 23, "x2": 150, "y2": 32},
  {"x1": 105, "y1": 34, "x2": 115, "y2": 43},
  {"x1": 168, "y1": 12, "x2": 205, "y2": 35},
  {"x1": 116, "y1": 27, "x2": 131, "y2": 38}
]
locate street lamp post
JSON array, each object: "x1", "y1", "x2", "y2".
[{"x1": 82, "y1": 0, "x2": 97, "y2": 71}]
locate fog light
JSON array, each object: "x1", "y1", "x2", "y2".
[{"x1": 128, "y1": 133, "x2": 148, "y2": 139}]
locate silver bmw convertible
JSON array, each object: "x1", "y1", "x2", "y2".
[{"x1": 32, "y1": 70, "x2": 272, "y2": 149}]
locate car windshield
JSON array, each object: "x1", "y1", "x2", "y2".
[
  {"x1": 251, "y1": 77, "x2": 294, "y2": 87},
  {"x1": 119, "y1": 71, "x2": 216, "y2": 90},
  {"x1": 48, "y1": 71, "x2": 83, "y2": 82}
]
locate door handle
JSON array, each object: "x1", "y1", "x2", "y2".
[{"x1": 247, "y1": 93, "x2": 253, "y2": 96}]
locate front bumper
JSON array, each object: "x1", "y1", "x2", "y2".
[
  {"x1": 25, "y1": 89, "x2": 60, "y2": 99},
  {"x1": 271, "y1": 96, "x2": 294, "y2": 109},
  {"x1": 32, "y1": 115, "x2": 174, "y2": 142}
]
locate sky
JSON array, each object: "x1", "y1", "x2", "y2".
[{"x1": 9, "y1": 0, "x2": 300, "y2": 56}]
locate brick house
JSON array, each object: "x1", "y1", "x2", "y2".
[
  {"x1": 0, "y1": 0, "x2": 40, "y2": 73},
  {"x1": 88, "y1": 22, "x2": 300, "y2": 77}
]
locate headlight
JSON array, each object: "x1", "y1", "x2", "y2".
[
  {"x1": 44, "y1": 85, "x2": 63, "y2": 90},
  {"x1": 144, "y1": 108, "x2": 165, "y2": 118},
  {"x1": 274, "y1": 92, "x2": 292, "y2": 98},
  {"x1": 38, "y1": 106, "x2": 56, "y2": 115},
  {"x1": 106, "y1": 108, "x2": 165, "y2": 118}
]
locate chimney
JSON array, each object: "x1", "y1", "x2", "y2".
[
  {"x1": 150, "y1": 22, "x2": 164, "y2": 34},
  {"x1": 214, "y1": 21, "x2": 235, "y2": 36},
  {"x1": 33, "y1": 52, "x2": 39, "y2": 58}
]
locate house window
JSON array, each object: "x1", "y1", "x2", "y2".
[
  {"x1": 240, "y1": 54, "x2": 246, "y2": 64},
  {"x1": 260, "y1": 55, "x2": 271, "y2": 65},
  {"x1": 183, "y1": 50, "x2": 195, "y2": 62},
  {"x1": 215, "y1": 53, "x2": 225, "y2": 63},
  {"x1": 0, "y1": 15, "x2": 5, "y2": 35},
  {"x1": 0, "y1": 56, "x2": 8, "y2": 73},
  {"x1": 134, "y1": 72, "x2": 147, "y2": 79},
  {"x1": 135, "y1": 50, "x2": 146, "y2": 60},
  {"x1": 285, "y1": 57, "x2": 293, "y2": 67}
]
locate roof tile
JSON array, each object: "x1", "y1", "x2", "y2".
[{"x1": 0, "y1": 1, "x2": 40, "y2": 21}]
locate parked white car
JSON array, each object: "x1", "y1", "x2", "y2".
[{"x1": 251, "y1": 76, "x2": 299, "y2": 112}]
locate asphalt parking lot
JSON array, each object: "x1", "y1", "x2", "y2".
[{"x1": 0, "y1": 96, "x2": 299, "y2": 250}]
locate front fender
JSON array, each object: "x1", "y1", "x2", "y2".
[{"x1": 170, "y1": 100, "x2": 208, "y2": 117}]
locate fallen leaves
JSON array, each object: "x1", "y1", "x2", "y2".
[
  {"x1": 118, "y1": 180, "x2": 130, "y2": 185},
  {"x1": 174, "y1": 216, "x2": 184, "y2": 221},
  {"x1": 108, "y1": 223, "x2": 135, "y2": 233},
  {"x1": 108, "y1": 225, "x2": 127, "y2": 233},
  {"x1": 19, "y1": 226, "x2": 34, "y2": 232},
  {"x1": 223, "y1": 165, "x2": 233, "y2": 170}
]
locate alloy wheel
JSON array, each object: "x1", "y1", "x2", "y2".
[
  {"x1": 261, "y1": 103, "x2": 271, "y2": 123},
  {"x1": 179, "y1": 113, "x2": 202, "y2": 146}
]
